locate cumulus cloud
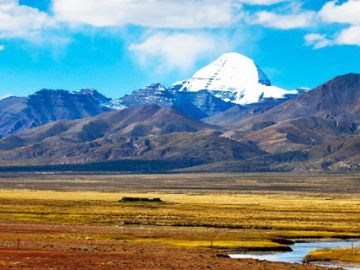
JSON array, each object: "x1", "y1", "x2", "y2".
[
  {"x1": 306, "y1": 0, "x2": 360, "y2": 48},
  {"x1": 0, "y1": 0, "x2": 358, "y2": 53},
  {"x1": 129, "y1": 32, "x2": 232, "y2": 73},
  {"x1": 0, "y1": 0, "x2": 54, "y2": 40},
  {"x1": 239, "y1": 0, "x2": 286, "y2": 5},
  {"x1": 251, "y1": 10, "x2": 316, "y2": 29},
  {"x1": 319, "y1": 0, "x2": 360, "y2": 25},
  {"x1": 336, "y1": 25, "x2": 360, "y2": 46},
  {"x1": 306, "y1": 25, "x2": 360, "y2": 48},
  {"x1": 53, "y1": 0, "x2": 240, "y2": 29},
  {"x1": 52, "y1": 0, "x2": 291, "y2": 29},
  {"x1": 305, "y1": 33, "x2": 332, "y2": 49}
]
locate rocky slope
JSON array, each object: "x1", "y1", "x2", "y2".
[{"x1": 225, "y1": 74, "x2": 360, "y2": 152}]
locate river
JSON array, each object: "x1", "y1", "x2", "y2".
[{"x1": 229, "y1": 240, "x2": 360, "y2": 270}]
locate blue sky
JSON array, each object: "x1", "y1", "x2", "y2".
[{"x1": 0, "y1": 0, "x2": 359, "y2": 99}]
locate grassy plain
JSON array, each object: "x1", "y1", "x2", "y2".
[
  {"x1": 0, "y1": 172, "x2": 359, "y2": 269},
  {"x1": 305, "y1": 246, "x2": 360, "y2": 264}
]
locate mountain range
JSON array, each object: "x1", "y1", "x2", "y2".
[
  {"x1": 0, "y1": 53, "x2": 359, "y2": 172},
  {"x1": 0, "y1": 89, "x2": 111, "y2": 137}
]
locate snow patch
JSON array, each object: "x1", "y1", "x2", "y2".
[{"x1": 178, "y1": 52, "x2": 298, "y2": 105}]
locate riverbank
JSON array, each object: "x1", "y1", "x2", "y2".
[
  {"x1": 230, "y1": 240, "x2": 360, "y2": 269},
  {"x1": 305, "y1": 246, "x2": 360, "y2": 267}
]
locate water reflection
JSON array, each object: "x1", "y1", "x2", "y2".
[{"x1": 230, "y1": 241, "x2": 360, "y2": 270}]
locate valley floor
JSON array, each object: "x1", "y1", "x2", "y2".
[{"x1": 0, "y1": 172, "x2": 359, "y2": 269}]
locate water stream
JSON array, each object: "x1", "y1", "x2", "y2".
[{"x1": 229, "y1": 240, "x2": 360, "y2": 270}]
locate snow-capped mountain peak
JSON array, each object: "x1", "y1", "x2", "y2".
[{"x1": 176, "y1": 52, "x2": 298, "y2": 105}]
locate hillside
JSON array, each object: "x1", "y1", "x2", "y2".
[
  {"x1": 0, "y1": 105, "x2": 264, "y2": 167},
  {"x1": 0, "y1": 89, "x2": 111, "y2": 137}
]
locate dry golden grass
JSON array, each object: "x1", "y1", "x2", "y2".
[
  {"x1": 305, "y1": 246, "x2": 360, "y2": 263},
  {"x1": 0, "y1": 189, "x2": 359, "y2": 250},
  {"x1": 0, "y1": 173, "x2": 359, "y2": 269}
]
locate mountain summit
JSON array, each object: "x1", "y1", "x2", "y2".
[{"x1": 175, "y1": 52, "x2": 299, "y2": 105}]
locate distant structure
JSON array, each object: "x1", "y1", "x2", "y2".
[{"x1": 119, "y1": 197, "x2": 162, "y2": 203}]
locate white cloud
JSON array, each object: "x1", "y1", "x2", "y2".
[
  {"x1": 305, "y1": 26, "x2": 360, "y2": 48},
  {"x1": 239, "y1": 0, "x2": 285, "y2": 5},
  {"x1": 0, "y1": 44, "x2": 5, "y2": 51},
  {"x1": 53, "y1": 0, "x2": 240, "y2": 29},
  {"x1": 52, "y1": 0, "x2": 291, "y2": 30},
  {"x1": 336, "y1": 25, "x2": 360, "y2": 46},
  {"x1": 129, "y1": 32, "x2": 232, "y2": 73},
  {"x1": 306, "y1": 0, "x2": 360, "y2": 48},
  {"x1": 305, "y1": 33, "x2": 332, "y2": 49},
  {"x1": 251, "y1": 10, "x2": 316, "y2": 29},
  {"x1": 0, "y1": 0, "x2": 54, "y2": 40},
  {"x1": 0, "y1": 0, "x2": 357, "y2": 52},
  {"x1": 319, "y1": 0, "x2": 360, "y2": 25}
]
